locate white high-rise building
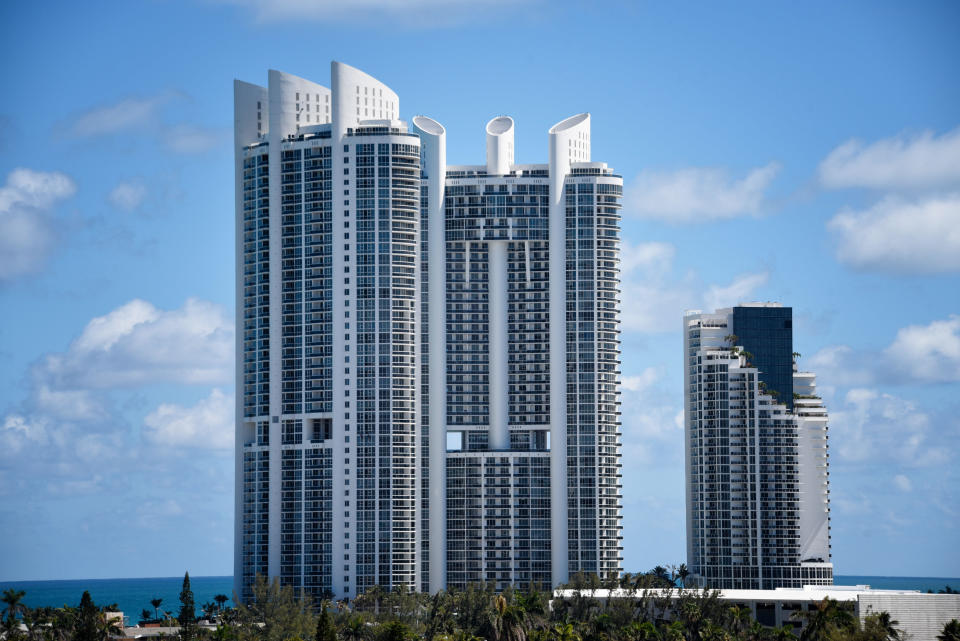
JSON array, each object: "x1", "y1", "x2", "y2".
[
  {"x1": 682, "y1": 304, "x2": 832, "y2": 590},
  {"x1": 234, "y1": 62, "x2": 623, "y2": 601}
]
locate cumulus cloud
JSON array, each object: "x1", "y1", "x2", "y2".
[
  {"x1": 810, "y1": 315, "x2": 960, "y2": 387},
  {"x1": 620, "y1": 240, "x2": 769, "y2": 332},
  {"x1": 702, "y1": 272, "x2": 770, "y2": 314},
  {"x1": 829, "y1": 388, "x2": 949, "y2": 467},
  {"x1": 216, "y1": 0, "x2": 533, "y2": 24},
  {"x1": 808, "y1": 345, "x2": 875, "y2": 387},
  {"x1": 71, "y1": 95, "x2": 172, "y2": 137},
  {"x1": 819, "y1": 127, "x2": 960, "y2": 190},
  {"x1": 68, "y1": 92, "x2": 221, "y2": 155},
  {"x1": 0, "y1": 168, "x2": 76, "y2": 282},
  {"x1": 884, "y1": 315, "x2": 960, "y2": 383},
  {"x1": 163, "y1": 124, "x2": 227, "y2": 154},
  {"x1": 827, "y1": 194, "x2": 960, "y2": 274},
  {"x1": 619, "y1": 365, "x2": 684, "y2": 464},
  {"x1": 893, "y1": 474, "x2": 913, "y2": 492},
  {"x1": 624, "y1": 163, "x2": 779, "y2": 222},
  {"x1": 35, "y1": 298, "x2": 234, "y2": 389},
  {"x1": 0, "y1": 414, "x2": 50, "y2": 457},
  {"x1": 622, "y1": 367, "x2": 659, "y2": 392},
  {"x1": 143, "y1": 388, "x2": 234, "y2": 449},
  {"x1": 108, "y1": 180, "x2": 147, "y2": 212}
]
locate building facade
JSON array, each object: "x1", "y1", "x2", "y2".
[
  {"x1": 683, "y1": 304, "x2": 832, "y2": 590},
  {"x1": 234, "y1": 62, "x2": 623, "y2": 601}
]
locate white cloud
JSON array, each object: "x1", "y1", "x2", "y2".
[
  {"x1": 619, "y1": 365, "x2": 684, "y2": 464},
  {"x1": 0, "y1": 168, "x2": 76, "y2": 212},
  {"x1": 34, "y1": 386, "x2": 106, "y2": 422},
  {"x1": 163, "y1": 124, "x2": 226, "y2": 154},
  {"x1": 819, "y1": 127, "x2": 960, "y2": 190},
  {"x1": 36, "y1": 298, "x2": 234, "y2": 389},
  {"x1": 622, "y1": 367, "x2": 659, "y2": 392},
  {"x1": 830, "y1": 388, "x2": 948, "y2": 467},
  {"x1": 884, "y1": 315, "x2": 960, "y2": 383},
  {"x1": 619, "y1": 240, "x2": 769, "y2": 333},
  {"x1": 702, "y1": 272, "x2": 770, "y2": 313},
  {"x1": 0, "y1": 168, "x2": 76, "y2": 282},
  {"x1": 893, "y1": 474, "x2": 913, "y2": 492},
  {"x1": 624, "y1": 163, "x2": 779, "y2": 222},
  {"x1": 69, "y1": 93, "x2": 221, "y2": 155},
  {"x1": 810, "y1": 316, "x2": 960, "y2": 388},
  {"x1": 827, "y1": 194, "x2": 960, "y2": 274},
  {"x1": 108, "y1": 180, "x2": 147, "y2": 212},
  {"x1": 143, "y1": 388, "x2": 234, "y2": 449},
  {"x1": 0, "y1": 414, "x2": 49, "y2": 457},
  {"x1": 71, "y1": 95, "x2": 171, "y2": 137},
  {"x1": 135, "y1": 499, "x2": 184, "y2": 528},
  {"x1": 808, "y1": 345, "x2": 875, "y2": 387},
  {"x1": 215, "y1": 0, "x2": 531, "y2": 24}
]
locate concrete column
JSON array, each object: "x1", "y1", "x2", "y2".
[
  {"x1": 412, "y1": 115, "x2": 448, "y2": 593},
  {"x1": 488, "y1": 240, "x2": 510, "y2": 451}
]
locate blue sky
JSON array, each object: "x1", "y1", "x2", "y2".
[{"x1": 1, "y1": 0, "x2": 958, "y2": 581}]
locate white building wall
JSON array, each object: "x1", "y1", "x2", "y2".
[
  {"x1": 858, "y1": 593, "x2": 960, "y2": 641},
  {"x1": 233, "y1": 78, "x2": 268, "y2": 600},
  {"x1": 794, "y1": 372, "x2": 831, "y2": 563},
  {"x1": 547, "y1": 113, "x2": 592, "y2": 586}
]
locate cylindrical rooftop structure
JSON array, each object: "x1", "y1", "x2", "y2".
[{"x1": 485, "y1": 116, "x2": 514, "y2": 175}]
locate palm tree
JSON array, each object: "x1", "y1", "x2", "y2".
[
  {"x1": 490, "y1": 594, "x2": 529, "y2": 641},
  {"x1": 728, "y1": 605, "x2": 751, "y2": 637},
  {"x1": 770, "y1": 626, "x2": 797, "y2": 641},
  {"x1": 552, "y1": 623, "x2": 582, "y2": 641},
  {"x1": 150, "y1": 598, "x2": 163, "y2": 622},
  {"x1": 794, "y1": 598, "x2": 855, "y2": 641},
  {"x1": 98, "y1": 612, "x2": 124, "y2": 639},
  {"x1": 2, "y1": 589, "x2": 27, "y2": 624},
  {"x1": 140, "y1": 609, "x2": 152, "y2": 623},
  {"x1": 675, "y1": 565, "x2": 690, "y2": 589},
  {"x1": 622, "y1": 622, "x2": 658, "y2": 641},
  {"x1": 214, "y1": 594, "x2": 229, "y2": 615},
  {"x1": 342, "y1": 615, "x2": 369, "y2": 641},
  {"x1": 746, "y1": 621, "x2": 765, "y2": 641},
  {"x1": 664, "y1": 621, "x2": 685, "y2": 641},
  {"x1": 938, "y1": 620, "x2": 960, "y2": 641},
  {"x1": 876, "y1": 612, "x2": 901, "y2": 641}
]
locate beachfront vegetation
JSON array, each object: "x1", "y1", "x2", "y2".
[{"x1": 1, "y1": 572, "x2": 957, "y2": 641}]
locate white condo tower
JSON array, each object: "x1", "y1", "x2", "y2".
[
  {"x1": 682, "y1": 304, "x2": 833, "y2": 590},
  {"x1": 234, "y1": 62, "x2": 623, "y2": 601}
]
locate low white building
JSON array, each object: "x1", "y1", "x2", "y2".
[{"x1": 552, "y1": 586, "x2": 960, "y2": 641}]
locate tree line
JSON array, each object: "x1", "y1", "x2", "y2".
[{"x1": 3, "y1": 571, "x2": 959, "y2": 641}]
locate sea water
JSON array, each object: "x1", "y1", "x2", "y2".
[{"x1": 2, "y1": 574, "x2": 957, "y2": 625}]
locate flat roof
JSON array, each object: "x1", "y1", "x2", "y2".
[{"x1": 553, "y1": 585, "x2": 926, "y2": 603}]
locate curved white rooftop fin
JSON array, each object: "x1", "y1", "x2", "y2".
[
  {"x1": 549, "y1": 112, "x2": 591, "y2": 166},
  {"x1": 331, "y1": 61, "x2": 400, "y2": 136},
  {"x1": 266, "y1": 69, "x2": 331, "y2": 139},
  {"x1": 485, "y1": 116, "x2": 514, "y2": 175}
]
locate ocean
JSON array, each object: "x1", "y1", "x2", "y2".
[
  {"x1": 1, "y1": 575, "x2": 957, "y2": 624},
  {"x1": 0, "y1": 576, "x2": 234, "y2": 624}
]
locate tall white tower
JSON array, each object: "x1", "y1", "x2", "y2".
[
  {"x1": 235, "y1": 62, "x2": 623, "y2": 601},
  {"x1": 682, "y1": 304, "x2": 833, "y2": 590}
]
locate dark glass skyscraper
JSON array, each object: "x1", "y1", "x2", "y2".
[{"x1": 732, "y1": 305, "x2": 794, "y2": 410}]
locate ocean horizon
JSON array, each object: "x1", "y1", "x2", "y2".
[{"x1": 2, "y1": 575, "x2": 957, "y2": 624}]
